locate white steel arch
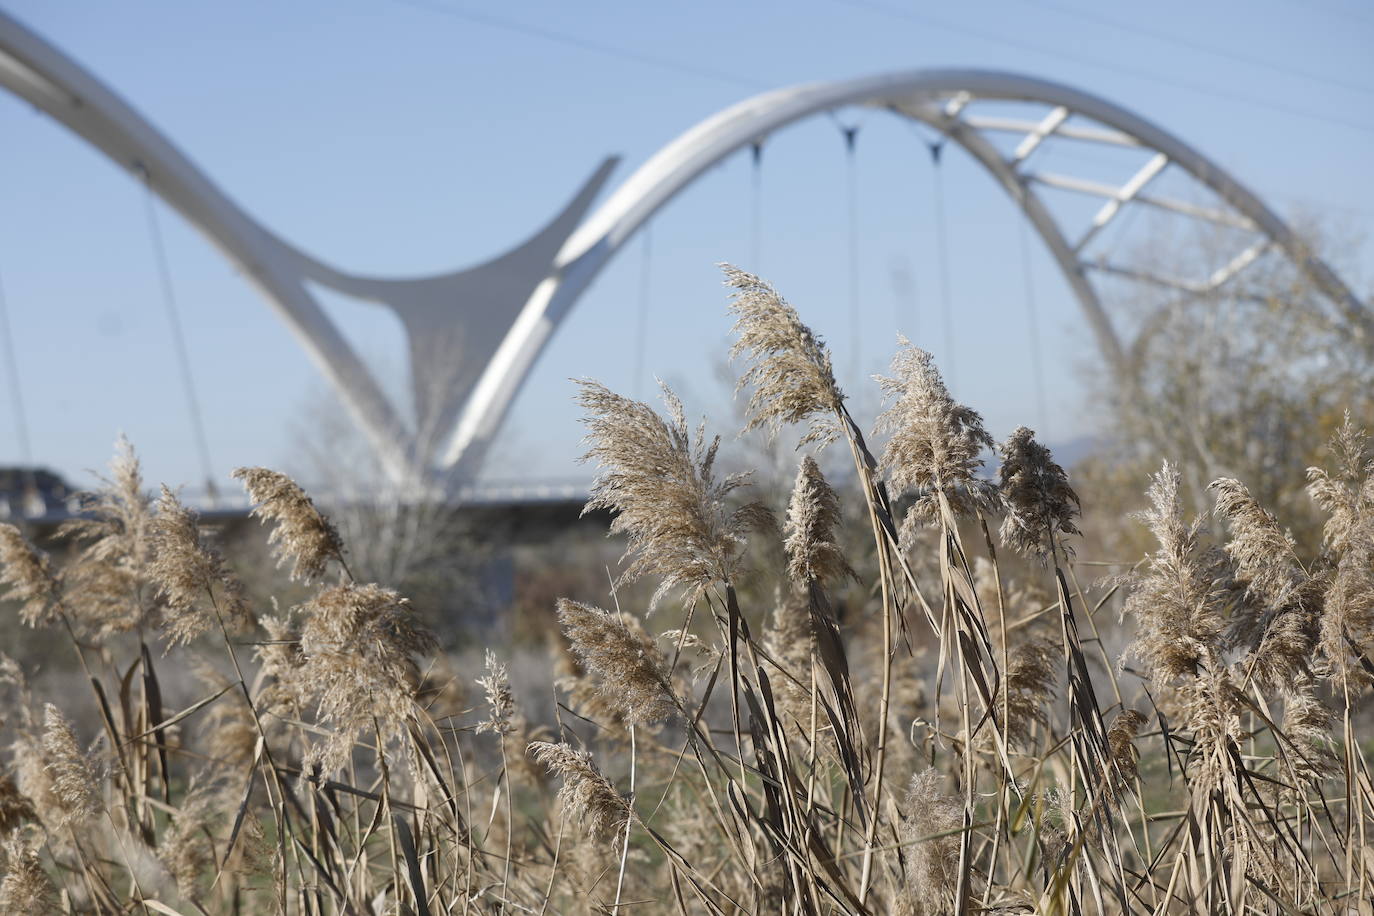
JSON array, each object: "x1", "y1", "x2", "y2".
[
  {"x1": 444, "y1": 70, "x2": 1370, "y2": 477},
  {"x1": 2, "y1": 10, "x2": 1366, "y2": 487},
  {"x1": 0, "y1": 9, "x2": 615, "y2": 488}
]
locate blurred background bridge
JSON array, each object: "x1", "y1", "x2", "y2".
[{"x1": 0, "y1": 3, "x2": 1369, "y2": 516}]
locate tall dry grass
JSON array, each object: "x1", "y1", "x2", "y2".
[{"x1": 0, "y1": 266, "x2": 1372, "y2": 914}]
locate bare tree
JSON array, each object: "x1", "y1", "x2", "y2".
[{"x1": 1081, "y1": 211, "x2": 1372, "y2": 547}]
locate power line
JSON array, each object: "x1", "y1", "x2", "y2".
[
  {"x1": 1017, "y1": 216, "x2": 1049, "y2": 436},
  {"x1": 927, "y1": 139, "x2": 958, "y2": 391},
  {"x1": 0, "y1": 263, "x2": 33, "y2": 466},
  {"x1": 142, "y1": 180, "x2": 219, "y2": 503},
  {"x1": 380, "y1": 0, "x2": 762, "y2": 90},
  {"x1": 1025, "y1": 0, "x2": 1374, "y2": 98},
  {"x1": 829, "y1": 0, "x2": 1374, "y2": 136},
  {"x1": 842, "y1": 124, "x2": 862, "y2": 382},
  {"x1": 1273, "y1": 0, "x2": 1374, "y2": 29},
  {"x1": 749, "y1": 142, "x2": 764, "y2": 270},
  {"x1": 632, "y1": 223, "x2": 652, "y2": 399}
]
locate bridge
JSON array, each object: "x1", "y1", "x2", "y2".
[{"x1": 0, "y1": 9, "x2": 1366, "y2": 495}]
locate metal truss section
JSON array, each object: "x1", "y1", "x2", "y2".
[
  {"x1": 448, "y1": 70, "x2": 1368, "y2": 479},
  {"x1": 3, "y1": 10, "x2": 1366, "y2": 489}
]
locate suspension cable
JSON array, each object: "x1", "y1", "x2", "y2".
[
  {"x1": 141, "y1": 175, "x2": 218, "y2": 504},
  {"x1": 749, "y1": 141, "x2": 764, "y2": 271},
  {"x1": 0, "y1": 262, "x2": 34, "y2": 467},
  {"x1": 1017, "y1": 216, "x2": 1050, "y2": 434},
  {"x1": 842, "y1": 123, "x2": 861, "y2": 383},
  {"x1": 927, "y1": 137, "x2": 958, "y2": 391},
  {"x1": 632, "y1": 223, "x2": 652, "y2": 400}
]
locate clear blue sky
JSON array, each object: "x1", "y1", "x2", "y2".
[{"x1": 1, "y1": 0, "x2": 1371, "y2": 492}]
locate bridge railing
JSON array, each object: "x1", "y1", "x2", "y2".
[{"x1": 0, "y1": 477, "x2": 595, "y2": 524}]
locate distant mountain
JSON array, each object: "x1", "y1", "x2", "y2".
[{"x1": 1049, "y1": 435, "x2": 1107, "y2": 470}]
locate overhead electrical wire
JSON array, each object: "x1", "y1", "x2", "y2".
[
  {"x1": 1017, "y1": 217, "x2": 1050, "y2": 435},
  {"x1": 381, "y1": 0, "x2": 762, "y2": 90},
  {"x1": 632, "y1": 224, "x2": 652, "y2": 399},
  {"x1": 0, "y1": 262, "x2": 33, "y2": 467},
  {"x1": 926, "y1": 137, "x2": 958, "y2": 392},
  {"x1": 142, "y1": 179, "x2": 219, "y2": 504},
  {"x1": 828, "y1": 0, "x2": 1374, "y2": 135},
  {"x1": 1025, "y1": 0, "x2": 1374, "y2": 98},
  {"x1": 842, "y1": 123, "x2": 862, "y2": 383},
  {"x1": 750, "y1": 142, "x2": 764, "y2": 271}
]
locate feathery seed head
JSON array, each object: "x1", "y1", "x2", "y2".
[
  {"x1": 254, "y1": 610, "x2": 305, "y2": 718},
  {"x1": 1106, "y1": 709, "x2": 1147, "y2": 784},
  {"x1": 158, "y1": 779, "x2": 219, "y2": 895},
  {"x1": 1306, "y1": 412, "x2": 1373, "y2": 553},
  {"x1": 0, "y1": 834, "x2": 57, "y2": 911},
  {"x1": 528, "y1": 741, "x2": 633, "y2": 845},
  {"x1": 997, "y1": 426, "x2": 1081, "y2": 560},
  {"x1": 1210, "y1": 478, "x2": 1305, "y2": 613},
  {"x1": 1280, "y1": 681, "x2": 1336, "y2": 781},
  {"x1": 999, "y1": 640, "x2": 1058, "y2": 750},
  {"x1": 784, "y1": 456, "x2": 853, "y2": 588},
  {"x1": 56, "y1": 436, "x2": 159, "y2": 639},
  {"x1": 557, "y1": 599, "x2": 677, "y2": 726},
  {"x1": 577, "y1": 380, "x2": 771, "y2": 609},
  {"x1": 0, "y1": 525, "x2": 59, "y2": 628},
  {"x1": 1123, "y1": 462, "x2": 1230, "y2": 685},
  {"x1": 476, "y1": 650, "x2": 522, "y2": 737},
  {"x1": 296, "y1": 583, "x2": 435, "y2": 774},
  {"x1": 150, "y1": 486, "x2": 253, "y2": 647},
  {"x1": 875, "y1": 338, "x2": 995, "y2": 527},
  {"x1": 1321, "y1": 536, "x2": 1374, "y2": 690},
  {"x1": 192, "y1": 661, "x2": 258, "y2": 769},
  {"x1": 40, "y1": 704, "x2": 98, "y2": 828},
  {"x1": 899, "y1": 767, "x2": 964, "y2": 912},
  {"x1": 1210, "y1": 478, "x2": 1319, "y2": 689},
  {"x1": 232, "y1": 467, "x2": 344, "y2": 582},
  {"x1": 723, "y1": 265, "x2": 844, "y2": 447}
]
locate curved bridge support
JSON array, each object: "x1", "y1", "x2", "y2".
[
  {"x1": 0, "y1": 9, "x2": 615, "y2": 489},
  {"x1": 3, "y1": 11, "x2": 1365, "y2": 489}
]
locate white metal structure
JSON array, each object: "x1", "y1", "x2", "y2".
[{"x1": 2, "y1": 11, "x2": 1366, "y2": 488}]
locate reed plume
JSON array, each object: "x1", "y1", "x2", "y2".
[
  {"x1": 191, "y1": 659, "x2": 258, "y2": 769},
  {"x1": 0, "y1": 524, "x2": 59, "y2": 628},
  {"x1": 0, "y1": 834, "x2": 57, "y2": 911},
  {"x1": 997, "y1": 640, "x2": 1058, "y2": 750},
  {"x1": 150, "y1": 485, "x2": 253, "y2": 646},
  {"x1": 1105, "y1": 709, "x2": 1146, "y2": 784},
  {"x1": 158, "y1": 778, "x2": 219, "y2": 896},
  {"x1": 1123, "y1": 462, "x2": 1229, "y2": 684},
  {"x1": 1210, "y1": 477, "x2": 1307, "y2": 614},
  {"x1": 1211, "y1": 478, "x2": 1319, "y2": 689},
  {"x1": 875, "y1": 337, "x2": 995, "y2": 531},
  {"x1": 784, "y1": 455, "x2": 853, "y2": 587},
  {"x1": 998, "y1": 426, "x2": 1080, "y2": 560},
  {"x1": 232, "y1": 467, "x2": 344, "y2": 582},
  {"x1": 1280, "y1": 681, "x2": 1337, "y2": 781},
  {"x1": 1320, "y1": 535, "x2": 1374, "y2": 689},
  {"x1": 528, "y1": 741, "x2": 633, "y2": 845},
  {"x1": 556, "y1": 598, "x2": 677, "y2": 726},
  {"x1": 40, "y1": 704, "x2": 99, "y2": 828},
  {"x1": 476, "y1": 649, "x2": 522, "y2": 737},
  {"x1": 723, "y1": 264, "x2": 844, "y2": 446},
  {"x1": 1308, "y1": 418, "x2": 1374, "y2": 688},
  {"x1": 296, "y1": 583, "x2": 435, "y2": 773},
  {"x1": 56, "y1": 436, "x2": 158, "y2": 639},
  {"x1": 577, "y1": 379, "x2": 770, "y2": 608},
  {"x1": 900, "y1": 768, "x2": 964, "y2": 914},
  {"x1": 1305, "y1": 412, "x2": 1373, "y2": 553}
]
